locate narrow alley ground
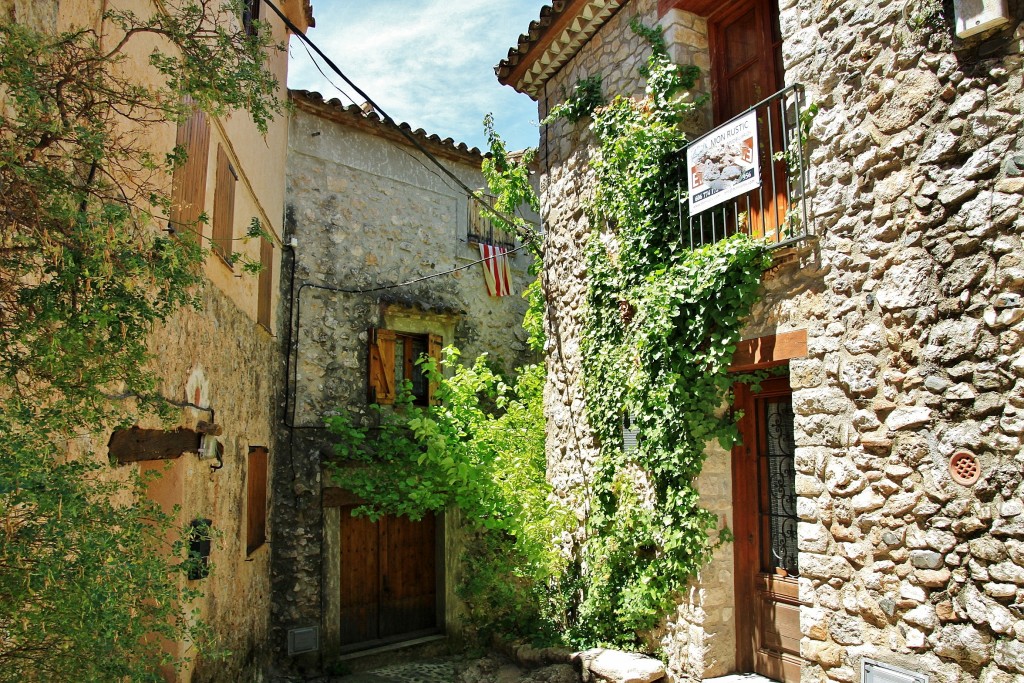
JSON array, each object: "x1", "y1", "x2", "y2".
[
  {"x1": 330, "y1": 654, "x2": 576, "y2": 683},
  {"x1": 330, "y1": 653, "x2": 778, "y2": 683}
]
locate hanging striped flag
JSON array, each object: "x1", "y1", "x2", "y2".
[{"x1": 479, "y1": 243, "x2": 513, "y2": 297}]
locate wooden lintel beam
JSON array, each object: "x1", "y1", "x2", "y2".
[
  {"x1": 322, "y1": 487, "x2": 367, "y2": 508},
  {"x1": 729, "y1": 329, "x2": 808, "y2": 373},
  {"x1": 108, "y1": 427, "x2": 203, "y2": 464}
]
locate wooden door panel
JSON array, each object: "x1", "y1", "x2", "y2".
[
  {"x1": 340, "y1": 508, "x2": 439, "y2": 647},
  {"x1": 757, "y1": 591, "x2": 801, "y2": 655},
  {"x1": 710, "y1": 0, "x2": 790, "y2": 244},
  {"x1": 723, "y1": 8, "x2": 760, "y2": 74},
  {"x1": 733, "y1": 374, "x2": 804, "y2": 682},
  {"x1": 379, "y1": 513, "x2": 437, "y2": 637},
  {"x1": 340, "y1": 507, "x2": 380, "y2": 645}
]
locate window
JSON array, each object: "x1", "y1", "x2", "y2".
[
  {"x1": 246, "y1": 446, "x2": 268, "y2": 555},
  {"x1": 257, "y1": 237, "x2": 273, "y2": 330},
  {"x1": 187, "y1": 518, "x2": 213, "y2": 580},
  {"x1": 212, "y1": 144, "x2": 237, "y2": 264},
  {"x1": 368, "y1": 328, "x2": 443, "y2": 406},
  {"x1": 242, "y1": 0, "x2": 261, "y2": 35}
]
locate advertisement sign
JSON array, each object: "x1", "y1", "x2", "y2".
[{"x1": 686, "y1": 110, "x2": 760, "y2": 215}]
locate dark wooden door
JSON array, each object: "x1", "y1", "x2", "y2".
[
  {"x1": 339, "y1": 507, "x2": 439, "y2": 648},
  {"x1": 733, "y1": 375, "x2": 803, "y2": 682},
  {"x1": 709, "y1": 0, "x2": 789, "y2": 242}
]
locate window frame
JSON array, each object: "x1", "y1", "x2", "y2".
[{"x1": 368, "y1": 328, "x2": 443, "y2": 406}]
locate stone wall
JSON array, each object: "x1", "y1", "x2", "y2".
[
  {"x1": 535, "y1": 0, "x2": 738, "y2": 678},
  {"x1": 271, "y1": 96, "x2": 536, "y2": 673},
  {"x1": 144, "y1": 284, "x2": 282, "y2": 683},
  {"x1": 777, "y1": 1, "x2": 1024, "y2": 681},
  {"x1": 4, "y1": 2, "x2": 298, "y2": 681},
  {"x1": 535, "y1": 0, "x2": 1024, "y2": 681}
]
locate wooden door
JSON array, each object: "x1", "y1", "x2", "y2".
[
  {"x1": 733, "y1": 375, "x2": 803, "y2": 682},
  {"x1": 339, "y1": 507, "x2": 440, "y2": 648},
  {"x1": 708, "y1": 0, "x2": 789, "y2": 242}
]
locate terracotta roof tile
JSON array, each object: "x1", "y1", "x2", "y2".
[{"x1": 289, "y1": 90, "x2": 485, "y2": 161}]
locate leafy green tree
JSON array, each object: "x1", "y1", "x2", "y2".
[
  {"x1": 325, "y1": 355, "x2": 571, "y2": 644},
  {"x1": 0, "y1": 2, "x2": 283, "y2": 679}
]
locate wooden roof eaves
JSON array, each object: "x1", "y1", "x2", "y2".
[{"x1": 496, "y1": 0, "x2": 627, "y2": 100}]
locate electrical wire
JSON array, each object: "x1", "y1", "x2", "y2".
[
  {"x1": 299, "y1": 240, "x2": 529, "y2": 296},
  {"x1": 261, "y1": 0, "x2": 538, "y2": 247},
  {"x1": 295, "y1": 38, "x2": 358, "y2": 107}
]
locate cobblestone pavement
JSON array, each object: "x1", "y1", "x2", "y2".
[
  {"x1": 332, "y1": 659, "x2": 456, "y2": 683},
  {"x1": 330, "y1": 654, "x2": 578, "y2": 683}
]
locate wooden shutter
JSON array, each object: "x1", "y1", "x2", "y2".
[
  {"x1": 368, "y1": 328, "x2": 397, "y2": 405},
  {"x1": 257, "y1": 237, "x2": 273, "y2": 330},
  {"x1": 168, "y1": 106, "x2": 210, "y2": 235},
  {"x1": 247, "y1": 446, "x2": 268, "y2": 554},
  {"x1": 212, "y1": 145, "x2": 237, "y2": 264},
  {"x1": 427, "y1": 333, "x2": 443, "y2": 406}
]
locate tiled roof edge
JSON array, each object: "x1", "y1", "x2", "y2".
[
  {"x1": 289, "y1": 90, "x2": 485, "y2": 159},
  {"x1": 495, "y1": 0, "x2": 625, "y2": 99}
]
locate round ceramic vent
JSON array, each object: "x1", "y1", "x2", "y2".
[{"x1": 949, "y1": 451, "x2": 981, "y2": 486}]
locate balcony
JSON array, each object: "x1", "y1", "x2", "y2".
[
  {"x1": 467, "y1": 192, "x2": 518, "y2": 249},
  {"x1": 681, "y1": 84, "x2": 813, "y2": 250}
]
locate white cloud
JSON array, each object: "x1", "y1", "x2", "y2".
[{"x1": 287, "y1": 0, "x2": 548, "y2": 151}]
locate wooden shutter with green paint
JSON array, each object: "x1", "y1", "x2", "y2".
[{"x1": 368, "y1": 328, "x2": 396, "y2": 405}]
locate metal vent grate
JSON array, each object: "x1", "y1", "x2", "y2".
[
  {"x1": 863, "y1": 659, "x2": 927, "y2": 683},
  {"x1": 287, "y1": 626, "x2": 319, "y2": 656},
  {"x1": 622, "y1": 413, "x2": 639, "y2": 453}
]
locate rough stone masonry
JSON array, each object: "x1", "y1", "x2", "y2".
[{"x1": 516, "y1": 0, "x2": 1024, "y2": 681}]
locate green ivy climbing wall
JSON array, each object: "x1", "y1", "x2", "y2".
[{"x1": 566, "y1": 20, "x2": 772, "y2": 647}]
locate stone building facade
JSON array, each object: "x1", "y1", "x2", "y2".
[
  {"x1": 2, "y1": 0, "x2": 313, "y2": 681},
  {"x1": 498, "y1": 0, "x2": 1024, "y2": 681},
  {"x1": 270, "y1": 91, "x2": 536, "y2": 675}
]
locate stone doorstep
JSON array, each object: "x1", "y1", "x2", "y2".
[
  {"x1": 576, "y1": 648, "x2": 666, "y2": 683},
  {"x1": 702, "y1": 675, "x2": 777, "y2": 683}
]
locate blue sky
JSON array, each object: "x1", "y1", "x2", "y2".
[{"x1": 287, "y1": 1, "x2": 550, "y2": 152}]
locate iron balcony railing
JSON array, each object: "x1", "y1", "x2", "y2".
[
  {"x1": 468, "y1": 192, "x2": 517, "y2": 249},
  {"x1": 681, "y1": 84, "x2": 812, "y2": 250}
]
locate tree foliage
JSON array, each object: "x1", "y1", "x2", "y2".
[
  {"x1": 479, "y1": 112, "x2": 542, "y2": 254},
  {"x1": 541, "y1": 74, "x2": 604, "y2": 125},
  {"x1": 325, "y1": 356, "x2": 571, "y2": 643},
  {"x1": 0, "y1": 2, "x2": 283, "y2": 679}
]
